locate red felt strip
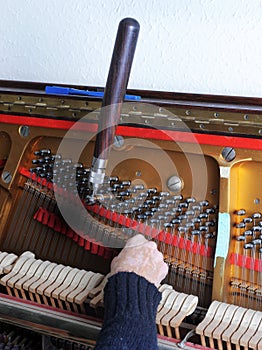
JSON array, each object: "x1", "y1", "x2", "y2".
[{"x1": 229, "y1": 253, "x2": 262, "y2": 272}]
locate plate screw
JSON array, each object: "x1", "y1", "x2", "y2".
[
  {"x1": 114, "y1": 135, "x2": 124, "y2": 148},
  {"x1": 19, "y1": 125, "x2": 30, "y2": 138},
  {"x1": 167, "y1": 175, "x2": 184, "y2": 193},
  {"x1": 2, "y1": 171, "x2": 12, "y2": 183},
  {"x1": 221, "y1": 147, "x2": 236, "y2": 162}
]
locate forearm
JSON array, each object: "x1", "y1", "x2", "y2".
[{"x1": 94, "y1": 272, "x2": 161, "y2": 350}]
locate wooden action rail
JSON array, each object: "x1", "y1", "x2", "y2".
[
  {"x1": 0, "y1": 251, "x2": 198, "y2": 340},
  {"x1": 196, "y1": 300, "x2": 262, "y2": 350}
]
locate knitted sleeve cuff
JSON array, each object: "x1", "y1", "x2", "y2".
[
  {"x1": 103, "y1": 271, "x2": 161, "y2": 322},
  {"x1": 94, "y1": 272, "x2": 161, "y2": 350}
]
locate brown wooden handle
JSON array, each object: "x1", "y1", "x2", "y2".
[{"x1": 93, "y1": 17, "x2": 140, "y2": 160}]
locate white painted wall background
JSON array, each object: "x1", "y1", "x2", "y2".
[{"x1": 1, "y1": 0, "x2": 262, "y2": 97}]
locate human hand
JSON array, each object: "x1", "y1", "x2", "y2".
[{"x1": 110, "y1": 234, "x2": 168, "y2": 287}]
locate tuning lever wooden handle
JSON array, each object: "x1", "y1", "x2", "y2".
[{"x1": 89, "y1": 18, "x2": 140, "y2": 193}]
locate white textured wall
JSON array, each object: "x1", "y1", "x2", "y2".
[{"x1": 1, "y1": 0, "x2": 262, "y2": 97}]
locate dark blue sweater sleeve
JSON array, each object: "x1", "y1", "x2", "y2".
[{"x1": 94, "y1": 272, "x2": 161, "y2": 350}]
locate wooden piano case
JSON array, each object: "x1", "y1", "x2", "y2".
[{"x1": 0, "y1": 80, "x2": 261, "y2": 349}]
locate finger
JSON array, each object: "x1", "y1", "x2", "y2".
[
  {"x1": 145, "y1": 240, "x2": 158, "y2": 250},
  {"x1": 152, "y1": 247, "x2": 165, "y2": 258},
  {"x1": 161, "y1": 262, "x2": 169, "y2": 277},
  {"x1": 124, "y1": 234, "x2": 148, "y2": 248},
  {"x1": 155, "y1": 263, "x2": 169, "y2": 286},
  {"x1": 110, "y1": 255, "x2": 121, "y2": 269}
]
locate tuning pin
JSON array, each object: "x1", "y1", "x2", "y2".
[
  {"x1": 178, "y1": 202, "x2": 189, "y2": 210},
  {"x1": 243, "y1": 217, "x2": 253, "y2": 224},
  {"x1": 131, "y1": 184, "x2": 144, "y2": 192},
  {"x1": 205, "y1": 220, "x2": 216, "y2": 227},
  {"x1": 235, "y1": 222, "x2": 246, "y2": 229},
  {"x1": 199, "y1": 200, "x2": 209, "y2": 208},
  {"x1": 147, "y1": 187, "x2": 157, "y2": 195},
  {"x1": 252, "y1": 212, "x2": 262, "y2": 222},
  {"x1": 172, "y1": 194, "x2": 183, "y2": 202},
  {"x1": 244, "y1": 242, "x2": 254, "y2": 252},
  {"x1": 204, "y1": 232, "x2": 215, "y2": 239},
  {"x1": 171, "y1": 218, "x2": 181, "y2": 225},
  {"x1": 199, "y1": 213, "x2": 208, "y2": 221},
  {"x1": 172, "y1": 207, "x2": 182, "y2": 215},
  {"x1": 244, "y1": 230, "x2": 254, "y2": 242},
  {"x1": 235, "y1": 235, "x2": 246, "y2": 243},
  {"x1": 184, "y1": 220, "x2": 193, "y2": 228},
  {"x1": 206, "y1": 207, "x2": 215, "y2": 215},
  {"x1": 234, "y1": 209, "x2": 246, "y2": 217},
  {"x1": 191, "y1": 230, "x2": 201, "y2": 236},
  {"x1": 199, "y1": 226, "x2": 208, "y2": 233},
  {"x1": 252, "y1": 238, "x2": 262, "y2": 247}
]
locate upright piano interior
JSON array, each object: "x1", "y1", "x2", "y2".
[{"x1": 0, "y1": 82, "x2": 261, "y2": 349}]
